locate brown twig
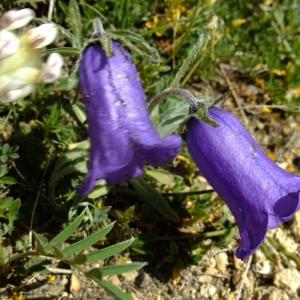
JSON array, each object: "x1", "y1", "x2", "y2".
[
  {"x1": 163, "y1": 189, "x2": 214, "y2": 197},
  {"x1": 219, "y1": 64, "x2": 249, "y2": 126}
]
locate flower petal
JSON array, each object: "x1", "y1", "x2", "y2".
[
  {"x1": 4, "y1": 84, "x2": 33, "y2": 102},
  {"x1": 107, "y1": 42, "x2": 182, "y2": 165},
  {"x1": 0, "y1": 30, "x2": 19, "y2": 59},
  {"x1": 27, "y1": 23, "x2": 57, "y2": 48},
  {"x1": 0, "y1": 8, "x2": 34, "y2": 30},
  {"x1": 78, "y1": 42, "x2": 181, "y2": 195},
  {"x1": 41, "y1": 53, "x2": 63, "y2": 83},
  {"x1": 187, "y1": 108, "x2": 300, "y2": 259}
]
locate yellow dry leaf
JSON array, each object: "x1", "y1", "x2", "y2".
[
  {"x1": 205, "y1": 0, "x2": 216, "y2": 5},
  {"x1": 272, "y1": 69, "x2": 286, "y2": 76},
  {"x1": 262, "y1": 106, "x2": 272, "y2": 113},
  {"x1": 231, "y1": 19, "x2": 247, "y2": 28},
  {"x1": 10, "y1": 292, "x2": 23, "y2": 300},
  {"x1": 255, "y1": 78, "x2": 266, "y2": 90},
  {"x1": 264, "y1": 0, "x2": 274, "y2": 5},
  {"x1": 285, "y1": 87, "x2": 300, "y2": 100},
  {"x1": 266, "y1": 151, "x2": 276, "y2": 161},
  {"x1": 172, "y1": 266, "x2": 181, "y2": 284},
  {"x1": 145, "y1": 15, "x2": 160, "y2": 29}
]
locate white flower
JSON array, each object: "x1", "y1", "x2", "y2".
[
  {"x1": 41, "y1": 53, "x2": 64, "y2": 83},
  {"x1": 0, "y1": 30, "x2": 20, "y2": 59},
  {"x1": 27, "y1": 23, "x2": 58, "y2": 49},
  {"x1": 0, "y1": 8, "x2": 63, "y2": 103},
  {"x1": 5, "y1": 85, "x2": 34, "y2": 102},
  {"x1": 0, "y1": 8, "x2": 35, "y2": 31}
]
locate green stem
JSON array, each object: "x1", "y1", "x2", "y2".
[
  {"x1": 148, "y1": 88, "x2": 203, "y2": 112},
  {"x1": 170, "y1": 32, "x2": 206, "y2": 88}
]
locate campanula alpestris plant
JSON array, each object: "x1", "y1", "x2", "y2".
[
  {"x1": 187, "y1": 107, "x2": 300, "y2": 259},
  {"x1": 78, "y1": 41, "x2": 182, "y2": 196}
]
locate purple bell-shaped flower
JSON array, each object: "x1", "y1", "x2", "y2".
[
  {"x1": 187, "y1": 107, "x2": 300, "y2": 259},
  {"x1": 78, "y1": 42, "x2": 181, "y2": 196}
]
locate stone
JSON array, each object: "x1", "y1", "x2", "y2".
[
  {"x1": 215, "y1": 252, "x2": 229, "y2": 274},
  {"x1": 274, "y1": 268, "x2": 300, "y2": 294}
]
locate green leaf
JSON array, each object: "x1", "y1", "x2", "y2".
[
  {"x1": 15, "y1": 0, "x2": 44, "y2": 2},
  {"x1": 0, "y1": 197, "x2": 21, "y2": 234},
  {"x1": 68, "y1": 0, "x2": 82, "y2": 48},
  {"x1": 34, "y1": 233, "x2": 48, "y2": 253},
  {"x1": 45, "y1": 47, "x2": 80, "y2": 56},
  {"x1": 97, "y1": 262, "x2": 146, "y2": 277},
  {"x1": 131, "y1": 179, "x2": 179, "y2": 222},
  {"x1": 52, "y1": 246, "x2": 64, "y2": 259},
  {"x1": 45, "y1": 211, "x2": 85, "y2": 251},
  {"x1": 72, "y1": 103, "x2": 86, "y2": 124},
  {"x1": 145, "y1": 169, "x2": 174, "y2": 185},
  {"x1": 71, "y1": 253, "x2": 87, "y2": 265},
  {"x1": 62, "y1": 222, "x2": 115, "y2": 257},
  {"x1": 111, "y1": 30, "x2": 160, "y2": 65},
  {"x1": 87, "y1": 277, "x2": 133, "y2": 300},
  {"x1": 154, "y1": 97, "x2": 189, "y2": 137},
  {"x1": 85, "y1": 238, "x2": 134, "y2": 264},
  {"x1": 0, "y1": 243, "x2": 5, "y2": 265},
  {"x1": 87, "y1": 184, "x2": 110, "y2": 199},
  {"x1": 0, "y1": 176, "x2": 17, "y2": 186}
]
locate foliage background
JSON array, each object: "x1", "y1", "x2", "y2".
[{"x1": 0, "y1": 0, "x2": 300, "y2": 299}]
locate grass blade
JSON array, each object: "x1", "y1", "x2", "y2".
[{"x1": 131, "y1": 179, "x2": 179, "y2": 222}]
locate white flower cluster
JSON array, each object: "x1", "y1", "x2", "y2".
[{"x1": 0, "y1": 8, "x2": 63, "y2": 103}]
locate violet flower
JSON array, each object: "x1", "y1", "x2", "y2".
[
  {"x1": 78, "y1": 42, "x2": 181, "y2": 196},
  {"x1": 187, "y1": 107, "x2": 300, "y2": 259}
]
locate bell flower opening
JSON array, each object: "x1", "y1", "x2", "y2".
[
  {"x1": 187, "y1": 107, "x2": 300, "y2": 259},
  {"x1": 78, "y1": 42, "x2": 181, "y2": 196}
]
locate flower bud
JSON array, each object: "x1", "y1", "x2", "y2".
[
  {"x1": 27, "y1": 23, "x2": 57, "y2": 48},
  {"x1": 5, "y1": 84, "x2": 33, "y2": 102},
  {"x1": 41, "y1": 53, "x2": 63, "y2": 83},
  {"x1": 0, "y1": 9, "x2": 62, "y2": 103},
  {"x1": 0, "y1": 30, "x2": 19, "y2": 58},
  {"x1": 0, "y1": 8, "x2": 35, "y2": 30}
]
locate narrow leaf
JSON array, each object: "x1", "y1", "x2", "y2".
[
  {"x1": 85, "y1": 238, "x2": 134, "y2": 264},
  {"x1": 131, "y1": 179, "x2": 179, "y2": 222},
  {"x1": 45, "y1": 211, "x2": 85, "y2": 251},
  {"x1": 72, "y1": 103, "x2": 86, "y2": 124},
  {"x1": 62, "y1": 222, "x2": 115, "y2": 257},
  {"x1": 0, "y1": 243, "x2": 5, "y2": 265},
  {"x1": 68, "y1": 0, "x2": 82, "y2": 47},
  {"x1": 146, "y1": 169, "x2": 174, "y2": 185},
  {"x1": 88, "y1": 277, "x2": 132, "y2": 300},
  {"x1": 99, "y1": 262, "x2": 146, "y2": 277}
]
